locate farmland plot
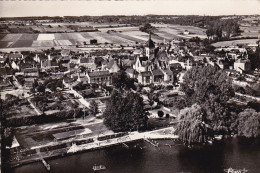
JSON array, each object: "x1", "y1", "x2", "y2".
[
  {"x1": 134, "y1": 34, "x2": 165, "y2": 43},
  {"x1": 120, "y1": 31, "x2": 149, "y2": 42},
  {"x1": 37, "y1": 34, "x2": 55, "y2": 40},
  {"x1": 99, "y1": 26, "x2": 139, "y2": 32},
  {"x1": 0, "y1": 34, "x2": 7, "y2": 40},
  {"x1": 112, "y1": 33, "x2": 145, "y2": 43},
  {"x1": 155, "y1": 30, "x2": 179, "y2": 40},
  {"x1": 63, "y1": 33, "x2": 86, "y2": 41},
  {"x1": 69, "y1": 40, "x2": 84, "y2": 46},
  {"x1": 54, "y1": 40, "x2": 73, "y2": 46},
  {"x1": 239, "y1": 26, "x2": 260, "y2": 38},
  {"x1": 212, "y1": 39, "x2": 259, "y2": 47},
  {"x1": 95, "y1": 32, "x2": 132, "y2": 44},
  {"x1": 32, "y1": 40, "x2": 55, "y2": 47},
  {"x1": 19, "y1": 34, "x2": 39, "y2": 40},
  {"x1": 87, "y1": 32, "x2": 112, "y2": 43},
  {"x1": 80, "y1": 32, "x2": 94, "y2": 40},
  {"x1": 12, "y1": 40, "x2": 33, "y2": 48},
  {"x1": 1, "y1": 34, "x2": 23, "y2": 42},
  {"x1": 0, "y1": 41, "x2": 13, "y2": 48}
]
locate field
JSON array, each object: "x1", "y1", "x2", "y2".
[
  {"x1": 0, "y1": 24, "x2": 208, "y2": 49},
  {"x1": 212, "y1": 39, "x2": 259, "y2": 47},
  {"x1": 238, "y1": 26, "x2": 260, "y2": 38}
]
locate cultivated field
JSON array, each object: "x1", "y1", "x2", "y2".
[
  {"x1": 238, "y1": 26, "x2": 260, "y2": 38},
  {"x1": 0, "y1": 24, "x2": 208, "y2": 49},
  {"x1": 212, "y1": 39, "x2": 259, "y2": 47}
]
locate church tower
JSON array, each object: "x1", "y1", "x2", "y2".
[{"x1": 145, "y1": 33, "x2": 155, "y2": 58}]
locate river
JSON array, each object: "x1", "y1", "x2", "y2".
[{"x1": 11, "y1": 138, "x2": 260, "y2": 173}]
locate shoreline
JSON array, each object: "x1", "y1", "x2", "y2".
[{"x1": 9, "y1": 127, "x2": 178, "y2": 169}]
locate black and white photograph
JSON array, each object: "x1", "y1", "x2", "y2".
[{"x1": 0, "y1": 0, "x2": 260, "y2": 172}]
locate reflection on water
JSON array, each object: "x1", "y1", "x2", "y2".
[{"x1": 11, "y1": 138, "x2": 260, "y2": 173}]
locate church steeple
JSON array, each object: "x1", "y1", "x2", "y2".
[{"x1": 145, "y1": 32, "x2": 155, "y2": 58}]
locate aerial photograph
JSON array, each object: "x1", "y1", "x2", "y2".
[{"x1": 0, "y1": 0, "x2": 259, "y2": 172}]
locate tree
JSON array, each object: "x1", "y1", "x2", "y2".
[
  {"x1": 175, "y1": 104, "x2": 210, "y2": 145},
  {"x1": 89, "y1": 100, "x2": 98, "y2": 116},
  {"x1": 112, "y1": 71, "x2": 136, "y2": 90},
  {"x1": 103, "y1": 90, "x2": 148, "y2": 132},
  {"x1": 157, "y1": 110, "x2": 164, "y2": 118},
  {"x1": 36, "y1": 84, "x2": 45, "y2": 93},
  {"x1": 237, "y1": 109, "x2": 260, "y2": 138},
  {"x1": 139, "y1": 23, "x2": 154, "y2": 33},
  {"x1": 180, "y1": 65, "x2": 235, "y2": 131}
]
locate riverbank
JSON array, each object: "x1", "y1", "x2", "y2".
[
  {"x1": 10, "y1": 137, "x2": 260, "y2": 173},
  {"x1": 8, "y1": 127, "x2": 178, "y2": 169}
]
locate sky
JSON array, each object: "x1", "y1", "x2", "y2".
[{"x1": 0, "y1": 0, "x2": 259, "y2": 17}]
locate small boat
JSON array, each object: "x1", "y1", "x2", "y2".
[
  {"x1": 93, "y1": 164, "x2": 106, "y2": 171},
  {"x1": 224, "y1": 168, "x2": 248, "y2": 173},
  {"x1": 214, "y1": 135, "x2": 223, "y2": 140}
]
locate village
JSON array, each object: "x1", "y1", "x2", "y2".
[
  {"x1": 1, "y1": 28, "x2": 260, "y2": 169},
  {"x1": 0, "y1": 11, "x2": 260, "y2": 173}
]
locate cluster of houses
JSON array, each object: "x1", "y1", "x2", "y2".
[{"x1": 0, "y1": 35, "x2": 258, "y2": 90}]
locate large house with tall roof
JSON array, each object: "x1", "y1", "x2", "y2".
[{"x1": 130, "y1": 34, "x2": 173, "y2": 84}]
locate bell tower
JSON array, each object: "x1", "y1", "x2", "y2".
[{"x1": 145, "y1": 33, "x2": 155, "y2": 58}]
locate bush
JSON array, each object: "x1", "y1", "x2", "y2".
[
  {"x1": 6, "y1": 108, "x2": 83, "y2": 127},
  {"x1": 158, "y1": 110, "x2": 164, "y2": 118}
]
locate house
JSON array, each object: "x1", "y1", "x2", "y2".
[
  {"x1": 162, "y1": 69, "x2": 173, "y2": 82},
  {"x1": 59, "y1": 56, "x2": 71, "y2": 69},
  {"x1": 90, "y1": 39, "x2": 98, "y2": 44},
  {"x1": 152, "y1": 69, "x2": 164, "y2": 83},
  {"x1": 0, "y1": 67, "x2": 13, "y2": 78},
  {"x1": 108, "y1": 61, "x2": 120, "y2": 73},
  {"x1": 86, "y1": 71, "x2": 111, "y2": 85},
  {"x1": 11, "y1": 61, "x2": 20, "y2": 70},
  {"x1": 121, "y1": 59, "x2": 135, "y2": 69},
  {"x1": 24, "y1": 78, "x2": 35, "y2": 89},
  {"x1": 8, "y1": 53, "x2": 23, "y2": 61},
  {"x1": 78, "y1": 56, "x2": 96, "y2": 71},
  {"x1": 125, "y1": 67, "x2": 138, "y2": 78},
  {"x1": 61, "y1": 49, "x2": 70, "y2": 57},
  {"x1": 23, "y1": 68, "x2": 39, "y2": 77},
  {"x1": 137, "y1": 71, "x2": 153, "y2": 84},
  {"x1": 216, "y1": 59, "x2": 229, "y2": 69},
  {"x1": 234, "y1": 59, "x2": 251, "y2": 74},
  {"x1": 0, "y1": 56, "x2": 6, "y2": 63},
  {"x1": 34, "y1": 54, "x2": 48, "y2": 63},
  {"x1": 133, "y1": 56, "x2": 149, "y2": 73},
  {"x1": 0, "y1": 78, "x2": 11, "y2": 90}
]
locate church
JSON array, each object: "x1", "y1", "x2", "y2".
[{"x1": 127, "y1": 34, "x2": 173, "y2": 85}]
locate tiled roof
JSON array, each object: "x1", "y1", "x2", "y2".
[
  {"x1": 152, "y1": 69, "x2": 164, "y2": 76},
  {"x1": 50, "y1": 61, "x2": 59, "y2": 67},
  {"x1": 122, "y1": 59, "x2": 135, "y2": 67},
  {"x1": 24, "y1": 68, "x2": 38, "y2": 73},
  {"x1": 109, "y1": 63, "x2": 120, "y2": 73},
  {"x1": 88, "y1": 71, "x2": 110, "y2": 77},
  {"x1": 162, "y1": 69, "x2": 173, "y2": 75},
  {"x1": 61, "y1": 49, "x2": 70, "y2": 56},
  {"x1": 80, "y1": 57, "x2": 92, "y2": 64},
  {"x1": 125, "y1": 67, "x2": 134, "y2": 73},
  {"x1": 8, "y1": 53, "x2": 23, "y2": 59},
  {"x1": 140, "y1": 71, "x2": 152, "y2": 77}
]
